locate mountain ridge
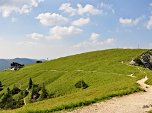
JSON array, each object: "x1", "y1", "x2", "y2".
[{"x1": 0, "y1": 58, "x2": 37, "y2": 70}]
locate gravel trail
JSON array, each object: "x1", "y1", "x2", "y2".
[{"x1": 69, "y1": 76, "x2": 152, "y2": 113}]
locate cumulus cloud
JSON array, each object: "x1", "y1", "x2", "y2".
[
  {"x1": 27, "y1": 32, "x2": 45, "y2": 41},
  {"x1": 106, "y1": 38, "x2": 115, "y2": 44},
  {"x1": 77, "y1": 4, "x2": 100, "y2": 15},
  {"x1": 146, "y1": 16, "x2": 152, "y2": 30},
  {"x1": 119, "y1": 17, "x2": 142, "y2": 26},
  {"x1": 27, "y1": 26, "x2": 83, "y2": 40},
  {"x1": 72, "y1": 18, "x2": 90, "y2": 27},
  {"x1": 48, "y1": 26, "x2": 83, "y2": 40},
  {"x1": 59, "y1": 3, "x2": 100, "y2": 16},
  {"x1": 35, "y1": 12, "x2": 68, "y2": 26},
  {"x1": 59, "y1": 3, "x2": 76, "y2": 16},
  {"x1": 73, "y1": 33, "x2": 115, "y2": 48},
  {"x1": 89, "y1": 33, "x2": 102, "y2": 45},
  {"x1": 0, "y1": 0, "x2": 44, "y2": 17}
]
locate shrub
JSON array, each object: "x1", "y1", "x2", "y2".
[
  {"x1": 36, "y1": 61, "x2": 43, "y2": 63},
  {"x1": 30, "y1": 84, "x2": 41, "y2": 102},
  {"x1": 40, "y1": 83, "x2": 48, "y2": 100},
  {"x1": 14, "y1": 98, "x2": 24, "y2": 108},
  {"x1": 133, "y1": 57, "x2": 143, "y2": 66},
  {"x1": 75, "y1": 80, "x2": 89, "y2": 89},
  {"x1": 20, "y1": 90, "x2": 29, "y2": 98},
  {"x1": 0, "y1": 88, "x2": 15, "y2": 109},
  {"x1": 11, "y1": 85, "x2": 21, "y2": 95}
]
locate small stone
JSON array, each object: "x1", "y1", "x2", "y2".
[{"x1": 143, "y1": 105, "x2": 149, "y2": 108}]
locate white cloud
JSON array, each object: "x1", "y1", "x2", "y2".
[
  {"x1": 77, "y1": 4, "x2": 100, "y2": 15},
  {"x1": 27, "y1": 26, "x2": 83, "y2": 40},
  {"x1": 89, "y1": 33, "x2": 102, "y2": 44},
  {"x1": 59, "y1": 3, "x2": 76, "y2": 16},
  {"x1": 150, "y1": 3, "x2": 152, "y2": 7},
  {"x1": 119, "y1": 18, "x2": 133, "y2": 25},
  {"x1": 72, "y1": 18, "x2": 90, "y2": 27},
  {"x1": 48, "y1": 26, "x2": 83, "y2": 40},
  {"x1": 146, "y1": 16, "x2": 152, "y2": 30},
  {"x1": 59, "y1": 3, "x2": 100, "y2": 16},
  {"x1": 36, "y1": 12, "x2": 68, "y2": 26},
  {"x1": 119, "y1": 17, "x2": 142, "y2": 26},
  {"x1": 27, "y1": 32, "x2": 45, "y2": 41},
  {"x1": 0, "y1": 0, "x2": 44, "y2": 17},
  {"x1": 106, "y1": 38, "x2": 114, "y2": 44},
  {"x1": 73, "y1": 33, "x2": 115, "y2": 48}
]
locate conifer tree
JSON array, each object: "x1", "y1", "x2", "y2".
[
  {"x1": 0, "y1": 81, "x2": 3, "y2": 91},
  {"x1": 40, "y1": 83, "x2": 48, "y2": 99},
  {"x1": 28, "y1": 77, "x2": 33, "y2": 89},
  {"x1": 11, "y1": 85, "x2": 21, "y2": 95},
  {"x1": 30, "y1": 85, "x2": 34, "y2": 100},
  {"x1": 1, "y1": 87, "x2": 15, "y2": 109}
]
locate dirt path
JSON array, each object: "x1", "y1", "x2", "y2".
[{"x1": 68, "y1": 76, "x2": 152, "y2": 113}]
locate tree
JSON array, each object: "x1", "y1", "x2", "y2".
[
  {"x1": 30, "y1": 84, "x2": 41, "y2": 102},
  {"x1": 2, "y1": 88, "x2": 12, "y2": 102},
  {"x1": 0, "y1": 81, "x2": 2, "y2": 87},
  {"x1": 28, "y1": 78, "x2": 33, "y2": 89},
  {"x1": 11, "y1": 85, "x2": 21, "y2": 95},
  {"x1": 1, "y1": 88, "x2": 15, "y2": 109},
  {"x1": 36, "y1": 61, "x2": 43, "y2": 63},
  {"x1": 40, "y1": 83, "x2": 48, "y2": 99},
  {"x1": 20, "y1": 90, "x2": 29, "y2": 98},
  {"x1": 0, "y1": 81, "x2": 3, "y2": 91}
]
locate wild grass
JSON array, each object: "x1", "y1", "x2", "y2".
[{"x1": 0, "y1": 49, "x2": 151, "y2": 113}]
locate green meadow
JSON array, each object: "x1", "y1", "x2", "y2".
[{"x1": 0, "y1": 49, "x2": 152, "y2": 113}]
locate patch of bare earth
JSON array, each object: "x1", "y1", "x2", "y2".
[{"x1": 68, "y1": 76, "x2": 152, "y2": 113}]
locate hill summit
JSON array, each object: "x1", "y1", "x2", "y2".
[{"x1": 1, "y1": 49, "x2": 152, "y2": 113}]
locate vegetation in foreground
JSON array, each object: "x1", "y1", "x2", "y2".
[{"x1": 1, "y1": 49, "x2": 152, "y2": 113}]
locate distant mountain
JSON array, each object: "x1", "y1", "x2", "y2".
[{"x1": 0, "y1": 58, "x2": 37, "y2": 71}]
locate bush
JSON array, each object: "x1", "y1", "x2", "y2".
[
  {"x1": 11, "y1": 85, "x2": 21, "y2": 95},
  {"x1": 133, "y1": 57, "x2": 143, "y2": 66},
  {"x1": 40, "y1": 83, "x2": 48, "y2": 100},
  {"x1": 1, "y1": 88, "x2": 12, "y2": 103},
  {"x1": 0, "y1": 88, "x2": 15, "y2": 109},
  {"x1": 0, "y1": 87, "x2": 3, "y2": 91},
  {"x1": 30, "y1": 84, "x2": 41, "y2": 102},
  {"x1": 75, "y1": 80, "x2": 89, "y2": 89},
  {"x1": 20, "y1": 90, "x2": 29, "y2": 98},
  {"x1": 14, "y1": 98, "x2": 24, "y2": 108},
  {"x1": 36, "y1": 61, "x2": 43, "y2": 63}
]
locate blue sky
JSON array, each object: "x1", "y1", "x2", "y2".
[{"x1": 0, "y1": 0, "x2": 152, "y2": 59}]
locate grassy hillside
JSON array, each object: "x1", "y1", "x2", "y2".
[{"x1": 0, "y1": 49, "x2": 152, "y2": 113}]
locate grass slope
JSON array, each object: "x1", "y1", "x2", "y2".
[{"x1": 0, "y1": 49, "x2": 152, "y2": 113}]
